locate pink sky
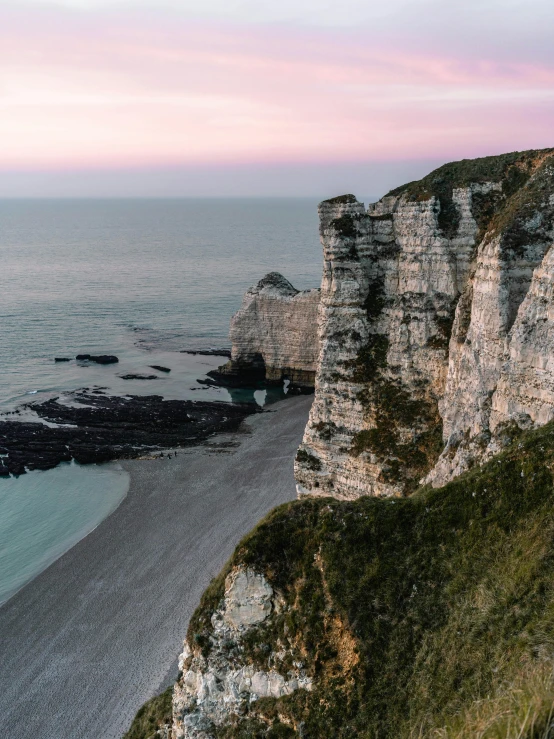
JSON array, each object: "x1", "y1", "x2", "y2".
[{"x1": 1, "y1": 1, "x2": 553, "y2": 195}]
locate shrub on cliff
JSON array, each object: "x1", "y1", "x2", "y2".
[{"x1": 122, "y1": 686, "x2": 173, "y2": 739}]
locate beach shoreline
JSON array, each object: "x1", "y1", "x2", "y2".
[{"x1": 0, "y1": 393, "x2": 312, "y2": 739}]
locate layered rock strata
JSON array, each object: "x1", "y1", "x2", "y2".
[
  {"x1": 427, "y1": 152, "x2": 554, "y2": 485},
  {"x1": 172, "y1": 567, "x2": 312, "y2": 739},
  {"x1": 295, "y1": 149, "x2": 554, "y2": 498},
  {"x1": 209, "y1": 273, "x2": 320, "y2": 389}
]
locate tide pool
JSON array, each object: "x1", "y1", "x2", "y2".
[{"x1": 0, "y1": 461, "x2": 130, "y2": 605}]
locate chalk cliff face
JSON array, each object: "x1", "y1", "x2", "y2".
[
  {"x1": 294, "y1": 149, "x2": 554, "y2": 498},
  {"x1": 426, "y1": 152, "x2": 554, "y2": 486},
  {"x1": 210, "y1": 272, "x2": 320, "y2": 389}
]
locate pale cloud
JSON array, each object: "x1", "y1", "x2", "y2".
[{"x1": 0, "y1": 0, "x2": 553, "y2": 194}]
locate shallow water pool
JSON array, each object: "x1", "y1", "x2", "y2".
[{"x1": 0, "y1": 461, "x2": 130, "y2": 605}]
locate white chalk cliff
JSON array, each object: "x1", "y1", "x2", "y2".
[
  {"x1": 210, "y1": 150, "x2": 554, "y2": 499},
  {"x1": 172, "y1": 567, "x2": 312, "y2": 739},
  {"x1": 210, "y1": 273, "x2": 319, "y2": 389},
  {"x1": 293, "y1": 149, "x2": 554, "y2": 498}
]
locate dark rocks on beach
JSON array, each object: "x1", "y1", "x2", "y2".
[
  {"x1": 118, "y1": 374, "x2": 158, "y2": 380},
  {"x1": 54, "y1": 357, "x2": 71, "y2": 362},
  {"x1": 286, "y1": 385, "x2": 315, "y2": 396},
  {"x1": 76, "y1": 354, "x2": 119, "y2": 364},
  {"x1": 181, "y1": 348, "x2": 232, "y2": 358},
  {"x1": 204, "y1": 358, "x2": 267, "y2": 389},
  {"x1": 205, "y1": 356, "x2": 316, "y2": 395},
  {"x1": 0, "y1": 392, "x2": 258, "y2": 476},
  {"x1": 149, "y1": 365, "x2": 171, "y2": 373}
]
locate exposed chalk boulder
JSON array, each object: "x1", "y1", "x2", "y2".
[{"x1": 172, "y1": 567, "x2": 312, "y2": 739}]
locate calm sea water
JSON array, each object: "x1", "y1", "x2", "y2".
[
  {"x1": 0, "y1": 198, "x2": 322, "y2": 409},
  {"x1": 0, "y1": 462, "x2": 129, "y2": 605},
  {"x1": 0, "y1": 198, "x2": 323, "y2": 603}
]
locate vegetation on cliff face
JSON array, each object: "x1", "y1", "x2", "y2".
[
  {"x1": 182, "y1": 418, "x2": 554, "y2": 739},
  {"x1": 345, "y1": 328, "x2": 442, "y2": 491},
  {"x1": 352, "y1": 378, "x2": 443, "y2": 491},
  {"x1": 123, "y1": 686, "x2": 173, "y2": 739}
]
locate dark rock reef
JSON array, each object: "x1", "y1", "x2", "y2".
[
  {"x1": 76, "y1": 354, "x2": 119, "y2": 364},
  {"x1": 181, "y1": 349, "x2": 231, "y2": 358},
  {"x1": 0, "y1": 392, "x2": 257, "y2": 476},
  {"x1": 118, "y1": 374, "x2": 158, "y2": 380}
]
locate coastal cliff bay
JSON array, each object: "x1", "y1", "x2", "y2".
[{"x1": 123, "y1": 148, "x2": 554, "y2": 738}]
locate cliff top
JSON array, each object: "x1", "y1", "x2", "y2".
[
  {"x1": 386, "y1": 147, "x2": 554, "y2": 201},
  {"x1": 380, "y1": 147, "x2": 554, "y2": 242},
  {"x1": 248, "y1": 272, "x2": 299, "y2": 297},
  {"x1": 320, "y1": 194, "x2": 359, "y2": 206}
]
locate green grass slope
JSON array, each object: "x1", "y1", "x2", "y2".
[
  {"x1": 123, "y1": 686, "x2": 172, "y2": 739},
  {"x1": 125, "y1": 419, "x2": 554, "y2": 738},
  {"x1": 187, "y1": 419, "x2": 554, "y2": 739}
]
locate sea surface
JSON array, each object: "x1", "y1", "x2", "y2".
[{"x1": 0, "y1": 198, "x2": 324, "y2": 604}]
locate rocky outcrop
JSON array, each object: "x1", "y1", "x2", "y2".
[
  {"x1": 491, "y1": 245, "x2": 554, "y2": 430},
  {"x1": 209, "y1": 273, "x2": 319, "y2": 389},
  {"x1": 0, "y1": 391, "x2": 257, "y2": 475},
  {"x1": 426, "y1": 152, "x2": 554, "y2": 486},
  {"x1": 295, "y1": 149, "x2": 554, "y2": 498},
  {"x1": 172, "y1": 567, "x2": 312, "y2": 739},
  {"x1": 75, "y1": 354, "x2": 119, "y2": 364}
]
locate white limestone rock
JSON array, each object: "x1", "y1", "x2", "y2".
[
  {"x1": 215, "y1": 272, "x2": 320, "y2": 388},
  {"x1": 294, "y1": 187, "x2": 481, "y2": 499},
  {"x1": 427, "y1": 160, "x2": 554, "y2": 486},
  {"x1": 172, "y1": 567, "x2": 312, "y2": 739},
  {"x1": 296, "y1": 152, "x2": 554, "y2": 497},
  {"x1": 491, "y1": 244, "x2": 554, "y2": 431}
]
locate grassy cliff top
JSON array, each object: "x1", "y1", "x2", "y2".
[
  {"x1": 320, "y1": 194, "x2": 359, "y2": 205},
  {"x1": 182, "y1": 418, "x2": 554, "y2": 739},
  {"x1": 387, "y1": 148, "x2": 554, "y2": 201},
  {"x1": 383, "y1": 148, "x2": 554, "y2": 243}
]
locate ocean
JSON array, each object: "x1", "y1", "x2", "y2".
[{"x1": 0, "y1": 198, "x2": 324, "y2": 604}]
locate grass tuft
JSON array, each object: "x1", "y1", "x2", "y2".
[{"x1": 122, "y1": 686, "x2": 173, "y2": 739}]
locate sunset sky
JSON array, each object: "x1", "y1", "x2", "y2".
[{"x1": 1, "y1": 0, "x2": 553, "y2": 196}]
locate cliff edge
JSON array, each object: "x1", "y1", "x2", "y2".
[
  {"x1": 295, "y1": 149, "x2": 554, "y2": 498},
  {"x1": 127, "y1": 419, "x2": 554, "y2": 739}
]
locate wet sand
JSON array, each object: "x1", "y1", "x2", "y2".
[{"x1": 0, "y1": 394, "x2": 312, "y2": 739}]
